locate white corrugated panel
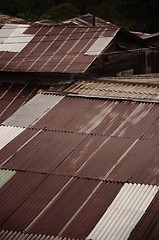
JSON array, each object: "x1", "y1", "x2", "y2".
[
  {"x1": 3, "y1": 94, "x2": 64, "y2": 127},
  {"x1": 0, "y1": 125, "x2": 25, "y2": 150},
  {"x1": 85, "y1": 37, "x2": 113, "y2": 55},
  {"x1": 0, "y1": 169, "x2": 16, "y2": 188},
  {"x1": 87, "y1": 183, "x2": 159, "y2": 240},
  {"x1": 0, "y1": 24, "x2": 34, "y2": 52},
  {"x1": 0, "y1": 230, "x2": 76, "y2": 240}
]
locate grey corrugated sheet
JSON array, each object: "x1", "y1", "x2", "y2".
[
  {"x1": 0, "y1": 169, "x2": 16, "y2": 188},
  {"x1": 0, "y1": 125, "x2": 24, "y2": 150},
  {"x1": 0, "y1": 24, "x2": 34, "y2": 53},
  {"x1": 64, "y1": 80, "x2": 159, "y2": 102},
  {"x1": 0, "y1": 230, "x2": 77, "y2": 240},
  {"x1": 3, "y1": 94, "x2": 64, "y2": 127},
  {"x1": 87, "y1": 183, "x2": 159, "y2": 240}
]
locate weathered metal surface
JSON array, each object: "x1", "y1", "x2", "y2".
[
  {"x1": 3, "y1": 130, "x2": 85, "y2": 173},
  {"x1": 62, "y1": 181, "x2": 123, "y2": 239},
  {"x1": 0, "y1": 128, "x2": 39, "y2": 166},
  {"x1": 1, "y1": 174, "x2": 71, "y2": 232},
  {"x1": 0, "y1": 24, "x2": 118, "y2": 73},
  {"x1": 0, "y1": 169, "x2": 16, "y2": 188},
  {"x1": 64, "y1": 80, "x2": 159, "y2": 102},
  {"x1": 0, "y1": 24, "x2": 35, "y2": 52},
  {"x1": 129, "y1": 191, "x2": 159, "y2": 240},
  {"x1": 55, "y1": 135, "x2": 134, "y2": 179},
  {"x1": 3, "y1": 94, "x2": 64, "y2": 127},
  {"x1": 0, "y1": 82, "x2": 40, "y2": 123},
  {"x1": 0, "y1": 171, "x2": 47, "y2": 227},
  {"x1": 27, "y1": 178, "x2": 99, "y2": 236},
  {"x1": 107, "y1": 139, "x2": 159, "y2": 185},
  {"x1": 0, "y1": 125, "x2": 24, "y2": 150},
  {"x1": 87, "y1": 183, "x2": 159, "y2": 240},
  {"x1": 34, "y1": 96, "x2": 159, "y2": 139},
  {"x1": 0, "y1": 229, "x2": 76, "y2": 240}
]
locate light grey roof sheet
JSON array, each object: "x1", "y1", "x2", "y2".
[
  {"x1": 0, "y1": 125, "x2": 24, "y2": 150},
  {"x1": 3, "y1": 94, "x2": 64, "y2": 127},
  {"x1": 87, "y1": 183, "x2": 159, "y2": 240}
]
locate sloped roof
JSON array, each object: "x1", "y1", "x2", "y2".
[
  {"x1": 0, "y1": 23, "x2": 119, "y2": 73},
  {"x1": 63, "y1": 74, "x2": 159, "y2": 103},
  {"x1": 0, "y1": 13, "x2": 29, "y2": 26},
  {"x1": 62, "y1": 13, "x2": 117, "y2": 28},
  {"x1": 0, "y1": 85, "x2": 159, "y2": 239}
]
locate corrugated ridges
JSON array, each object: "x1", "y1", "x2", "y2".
[
  {"x1": 87, "y1": 183, "x2": 159, "y2": 240},
  {"x1": 0, "y1": 125, "x2": 25, "y2": 150},
  {"x1": 0, "y1": 169, "x2": 16, "y2": 188},
  {"x1": 0, "y1": 24, "x2": 118, "y2": 73},
  {"x1": 3, "y1": 94, "x2": 64, "y2": 127},
  {"x1": 0, "y1": 229, "x2": 77, "y2": 240},
  {"x1": 64, "y1": 80, "x2": 159, "y2": 102},
  {"x1": 0, "y1": 82, "x2": 48, "y2": 123}
]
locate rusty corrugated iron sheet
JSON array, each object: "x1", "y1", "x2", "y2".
[
  {"x1": 0, "y1": 24, "x2": 118, "y2": 73},
  {"x1": 0, "y1": 174, "x2": 71, "y2": 232},
  {"x1": 1, "y1": 95, "x2": 159, "y2": 185},
  {"x1": 0, "y1": 92, "x2": 159, "y2": 239},
  {"x1": 0, "y1": 171, "x2": 47, "y2": 227},
  {"x1": 2, "y1": 130, "x2": 86, "y2": 173},
  {"x1": 0, "y1": 82, "x2": 53, "y2": 123},
  {"x1": 0, "y1": 230, "x2": 76, "y2": 240}
]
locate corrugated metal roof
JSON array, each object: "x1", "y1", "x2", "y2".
[
  {"x1": 64, "y1": 79, "x2": 159, "y2": 102},
  {"x1": 2, "y1": 130, "x2": 85, "y2": 173},
  {"x1": 0, "y1": 24, "x2": 119, "y2": 73},
  {"x1": 0, "y1": 169, "x2": 16, "y2": 188},
  {"x1": 87, "y1": 183, "x2": 159, "y2": 240},
  {"x1": 0, "y1": 125, "x2": 24, "y2": 150},
  {"x1": 0, "y1": 24, "x2": 35, "y2": 52},
  {"x1": 0, "y1": 82, "x2": 48, "y2": 123},
  {"x1": 0, "y1": 230, "x2": 77, "y2": 240},
  {"x1": 0, "y1": 171, "x2": 47, "y2": 227},
  {"x1": 3, "y1": 94, "x2": 64, "y2": 127},
  {"x1": 62, "y1": 13, "x2": 119, "y2": 28}
]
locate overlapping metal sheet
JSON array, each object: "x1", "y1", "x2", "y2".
[
  {"x1": 64, "y1": 80, "x2": 159, "y2": 102},
  {"x1": 0, "y1": 125, "x2": 24, "y2": 150},
  {"x1": 0, "y1": 24, "x2": 35, "y2": 52},
  {"x1": 0, "y1": 24, "x2": 118, "y2": 73},
  {"x1": 0, "y1": 82, "x2": 43, "y2": 123},
  {"x1": 4, "y1": 94, "x2": 64, "y2": 127},
  {"x1": 0, "y1": 230, "x2": 77, "y2": 240},
  {"x1": 0, "y1": 169, "x2": 16, "y2": 188},
  {"x1": 34, "y1": 95, "x2": 159, "y2": 139},
  {"x1": 3, "y1": 130, "x2": 86, "y2": 173},
  {"x1": 0, "y1": 171, "x2": 47, "y2": 227},
  {"x1": 87, "y1": 183, "x2": 159, "y2": 240}
]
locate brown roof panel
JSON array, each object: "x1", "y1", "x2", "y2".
[
  {"x1": 62, "y1": 181, "x2": 123, "y2": 239},
  {"x1": 129, "y1": 191, "x2": 159, "y2": 240},
  {"x1": 0, "y1": 128, "x2": 39, "y2": 165},
  {"x1": 0, "y1": 171, "x2": 47, "y2": 227},
  {"x1": 55, "y1": 135, "x2": 134, "y2": 180},
  {"x1": 0, "y1": 24, "x2": 118, "y2": 73},
  {"x1": 0, "y1": 52, "x2": 17, "y2": 70},
  {"x1": 27, "y1": 178, "x2": 99, "y2": 236},
  {"x1": 34, "y1": 96, "x2": 118, "y2": 133},
  {"x1": 107, "y1": 139, "x2": 159, "y2": 185},
  {"x1": 1, "y1": 174, "x2": 71, "y2": 232},
  {"x1": 3, "y1": 130, "x2": 86, "y2": 173}
]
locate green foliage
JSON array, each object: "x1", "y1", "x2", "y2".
[
  {"x1": 48, "y1": 3, "x2": 80, "y2": 22},
  {"x1": 0, "y1": 0, "x2": 158, "y2": 32}
]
